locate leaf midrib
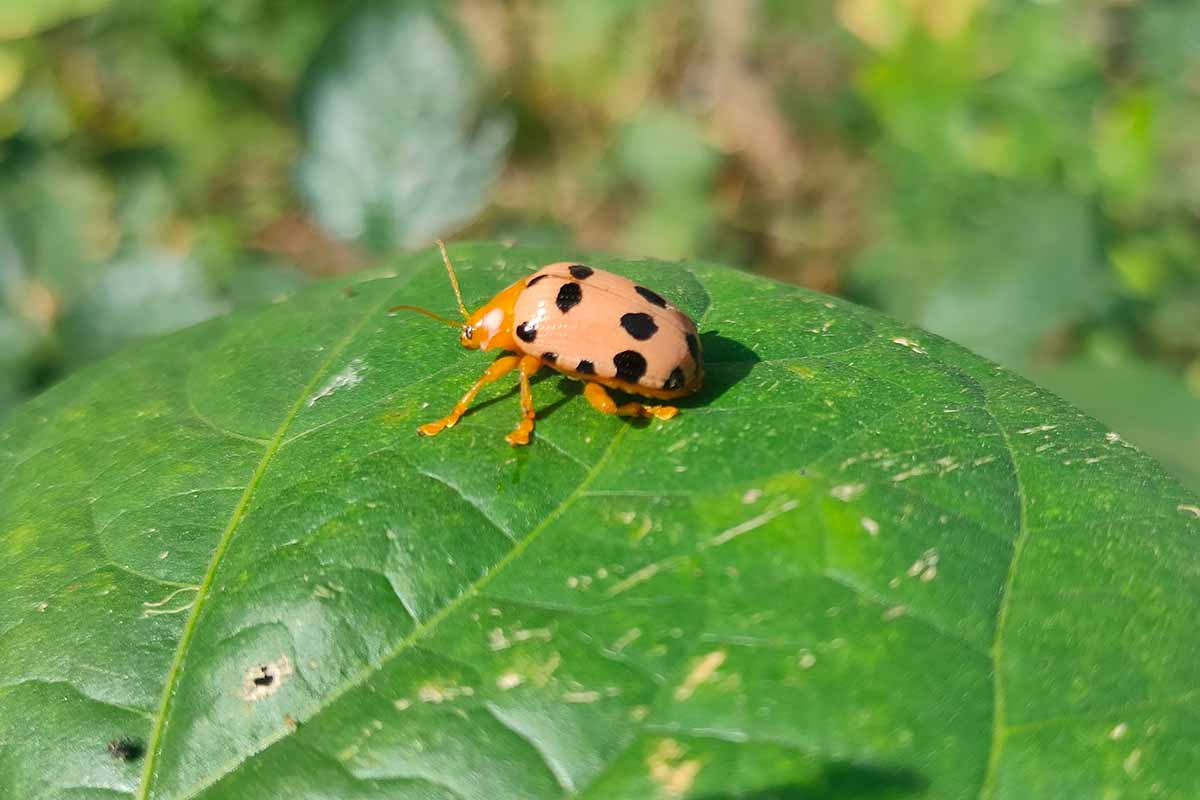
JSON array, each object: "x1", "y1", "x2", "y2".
[
  {"x1": 137, "y1": 289, "x2": 397, "y2": 799},
  {"x1": 976, "y1": 395, "x2": 1030, "y2": 799},
  {"x1": 176, "y1": 425, "x2": 630, "y2": 800}
]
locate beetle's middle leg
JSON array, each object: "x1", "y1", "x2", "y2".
[
  {"x1": 583, "y1": 382, "x2": 677, "y2": 420},
  {"x1": 505, "y1": 355, "x2": 543, "y2": 446},
  {"x1": 418, "y1": 355, "x2": 520, "y2": 437}
]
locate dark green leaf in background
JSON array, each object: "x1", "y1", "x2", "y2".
[
  {"x1": 57, "y1": 251, "x2": 230, "y2": 365},
  {"x1": 1032, "y1": 359, "x2": 1200, "y2": 502},
  {"x1": 853, "y1": 187, "x2": 1111, "y2": 366},
  {"x1": 296, "y1": 2, "x2": 513, "y2": 253},
  {"x1": 1, "y1": 244, "x2": 1196, "y2": 799}
]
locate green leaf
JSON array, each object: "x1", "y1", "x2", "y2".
[
  {"x1": 0, "y1": 156, "x2": 119, "y2": 299},
  {"x1": 615, "y1": 109, "x2": 720, "y2": 260},
  {"x1": 1030, "y1": 358, "x2": 1200, "y2": 495},
  {"x1": 296, "y1": 2, "x2": 512, "y2": 252},
  {"x1": 1, "y1": 243, "x2": 1196, "y2": 799},
  {"x1": 57, "y1": 251, "x2": 231, "y2": 366},
  {"x1": 853, "y1": 187, "x2": 1111, "y2": 365}
]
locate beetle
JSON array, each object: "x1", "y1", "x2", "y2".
[{"x1": 391, "y1": 242, "x2": 703, "y2": 446}]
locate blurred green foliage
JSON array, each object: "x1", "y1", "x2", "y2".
[{"x1": 1, "y1": 0, "x2": 1197, "y2": 488}]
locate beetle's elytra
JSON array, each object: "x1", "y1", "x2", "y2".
[{"x1": 391, "y1": 243, "x2": 704, "y2": 446}]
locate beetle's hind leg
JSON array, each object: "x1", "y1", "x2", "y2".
[
  {"x1": 419, "y1": 355, "x2": 520, "y2": 437},
  {"x1": 583, "y1": 382, "x2": 677, "y2": 421},
  {"x1": 505, "y1": 355, "x2": 543, "y2": 446}
]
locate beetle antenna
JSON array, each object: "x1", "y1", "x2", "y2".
[
  {"x1": 437, "y1": 239, "x2": 469, "y2": 320},
  {"x1": 388, "y1": 305, "x2": 462, "y2": 328}
]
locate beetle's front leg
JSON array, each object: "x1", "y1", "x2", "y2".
[
  {"x1": 418, "y1": 355, "x2": 521, "y2": 437},
  {"x1": 505, "y1": 355, "x2": 543, "y2": 446}
]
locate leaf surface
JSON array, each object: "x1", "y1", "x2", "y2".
[{"x1": 1, "y1": 243, "x2": 1197, "y2": 800}]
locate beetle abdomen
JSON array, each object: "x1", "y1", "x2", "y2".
[{"x1": 511, "y1": 263, "x2": 702, "y2": 399}]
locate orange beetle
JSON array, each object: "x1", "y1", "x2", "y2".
[{"x1": 392, "y1": 243, "x2": 703, "y2": 446}]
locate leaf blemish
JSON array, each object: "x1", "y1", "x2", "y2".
[
  {"x1": 1124, "y1": 748, "x2": 1142, "y2": 777},
  {"x1": 604, "y1": 557, "x2": 678, "y2": 598},
  {"x1": 141, "y1": 586, "x2": 200, "y2": 618},
  {"x1": 1177, "y1": 505, "x2": 1200, "y2": 519},
  {"x1": 611, "y1": 628, "x2": 641, "y2": 653},
  {"x1": 831, "y1": 483, "x2": 865, "y2": 501},
  {"x1": 647, "y1": 738, "x2": 703, "y2": 798},
  {"x1": 706, "y1": 500, "x2": 800, "y2": 548},
  {"x1": 241, "y1": 655, "x2": 293, "y2": 702},
  {"x1": 306, "y1": 358, "x2": 366, "y2": 407},
  {"x1": 488, "y1": 626, "x2": 551, "y2": 650},
  {"x1": 674, "y1": 650, "x2": 726, "y2": 701},
  {"x1": 417, "y1": 682, "x2": 474, "y2": 703},
  {"x1": 496, "y1": 672, "x2": 523, "y2": 690},
  {"x1": 107, "y1": 737, "x2": 145, "y2": 762},
  {"x1": 891, "y1": 337, "x2": 927, "y2": 354},
  {"x1": 906, "y1": 549, "x2": 939, "y2": 583}
]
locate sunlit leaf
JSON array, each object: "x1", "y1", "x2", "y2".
[
  {"x1": 2, "y1": 243, "x2": 1197, "y2": 799},
  {"x1": 296, "y1": 2, "x2": 512, "y2": 252}
]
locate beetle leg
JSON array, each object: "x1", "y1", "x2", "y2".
[
  {"x1": 583, "y1": 382, "x2": 677, "y2": 420},
  {"x1": 418, "y1": 355, "x2": 520, "y2": 437},
  {"x1": 505, "y1": 355, "x2": 543, "y2": 446}
]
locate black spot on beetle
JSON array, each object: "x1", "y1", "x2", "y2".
[
  {"x1": 108, "y1": 738, "x2": 144, "y2": 762},
  {"x1": 568, "y1": 264, "x2": 594, "y2": 280},
  {"x1": 620, "y1": 312, "x2": 658, "y2": 341},
  {"x1": 686, "y1": 332, "x2": 700, "y2": 361},
  {"x1": 613, "y1": 350, "x2": 647, "y2": 383},
  {"x1": 527, "y1": 274, "x2": 549, "y2": 287},
  {"x1": 543, "y1": 352, "x2": 558, "y2": 364},
  {"x1": 635, "y1": 285, "x2": 667, "y2": 308},
  {"x1": 664, "y1": 367, "x2": 686, "y2": 391},
  {"x1": 576, "y1": 359, "x2": 595, "y2": 374},
  {"x1": 516, "y1": 321, "x2": 537, "y2": 342},
  {"x1": 556, "y1": 282, "x2": 582, "y2": 313}
]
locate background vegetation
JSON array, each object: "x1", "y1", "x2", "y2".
[{"x1": 1, "y1": 0, "x2": 1197, "y2": 489}]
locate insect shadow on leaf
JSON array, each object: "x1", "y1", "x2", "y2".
[
  {"x1": 445, "y1": 371, "x2": 564, "y2": 422},
  {"x1": 676, "y1": 330, "x2": 759, "y2": 407},
  {"x1": 107, "y1": 737, "x2": 145, "y2": 762},
  {"x1": 694, "y1": 760, "x2": 927, "y2": 800}
]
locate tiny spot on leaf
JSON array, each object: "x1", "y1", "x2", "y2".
[
  {"x1": 107, "y1": 738, "x2": 144, "y2": 762},
  {"x1": 242, "y1": 656, "x2": 293, "y2": 701}
]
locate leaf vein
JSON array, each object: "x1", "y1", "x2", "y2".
[
  {"x1": 137, "y1": 293, "x2": 397, "y2": 799},
  {"x1": 175, "y1": 425, "x2": 631, "y2": 799}
]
